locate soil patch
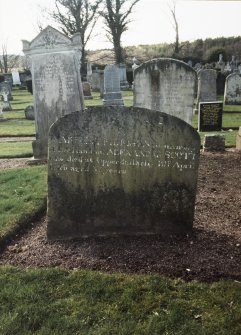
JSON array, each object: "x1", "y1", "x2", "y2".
[{"x1": 0, "y1": 151, "x2": 241, "y2": 282}]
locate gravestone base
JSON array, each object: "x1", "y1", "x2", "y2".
[
  {"x1": 2, "y1": 102, "x2": 12, "y2": 111},
  {"x1": 32, "y1": 138, "x2": 48, "y2": 160},
  {"x1": 25, "y1": 157, "x2": 47, "y2": 166},
  {"x1": 103, "y1": 92, "x2": 124, "y2": 106},
  {"x1": 120, "y1": 80, "x2": 129, "y2": 90},
  {"x1": 203, "y1": 134, "x2": 225, "y2": 152}
]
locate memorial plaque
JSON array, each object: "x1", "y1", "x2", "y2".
[
  {"x1": 47, "y1": 106, "x2": 200, "y2": 240},
  {"x1": 198, "y1": 101, "x2": 223, "y2": 132},
  {"x1": 22, "y1": 26, "x2": 85, "y2": 160},
  {"x1": 133, "y1": 58, "x2": 197, "y2": 125}
]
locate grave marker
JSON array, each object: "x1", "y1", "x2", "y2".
[
  {"x1": 47, "y1": 106, "x2": 200, "y2": 240},
  {"x1": 103, "y1": 64, "x2": 124, "y2": 106},
  {"x1": 22, "y1": 25, "x2": 85, "y2": 160},
  {"x1": 133, "y1": 58, "x2": 197, "y2": 125},
  {"x1": 198, "y1": 101, "x2": 223, "y2": 132},
  {"x1": 224, "y1": 73, "x2": 241, "y2": 105}
]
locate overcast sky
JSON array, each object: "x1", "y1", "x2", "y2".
[{"x1": 0, "y1": 0, "x2": 241, "y2": 55}]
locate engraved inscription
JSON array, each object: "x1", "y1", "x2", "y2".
[{"x1": 49, "y1": 137, "x2": 198, "y2": 176}]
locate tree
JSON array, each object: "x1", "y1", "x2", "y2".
[
  {"x1": 0, "y1": 44, "x2": 20, "y2": 73},
  {"x1": 168, "y1": 0, "x2": 180, "y2": 57},
  {"x1": 100, "y1": 0, "x2": 141, "y2": 64},
  {"x1": 50, "y1": 0, "x2": 103, "y2": 72}
]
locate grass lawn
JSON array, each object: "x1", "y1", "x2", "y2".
[
  {"x1": 0, "y1": 166, "x2": 47, "y2": 239},
  {"x1": 0, "y1": 142, "x2": 33, "y2": 158},
  {"x1": 0, "y1": 119, "x2": 35, "y2": 137},
  {"x1": 0, "y1": 266, "x2": 240, "y2": 335}
]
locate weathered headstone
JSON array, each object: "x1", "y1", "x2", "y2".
[
  {"x1": 47, "y1": 106, "x2": 200, "y2": 240},
  {"x1": 86, "y1": 62, "x2": 92, "y2": 83},
  {"x1": 224, "y1": 73, "x2": 241, "y2": 105},
  {"x1": 198, "y1": 102, "x2": 223, "y2": 132},
  {"x1": 82, "y1": 81, "x2": 93, "y2": 100},
  {"x1": 196, "y1": 69, "x2": 217, "y2": 106},
  {"x1": 103, "y1": 64, "x2": 124, "y2": 106},
  {"x1": 203, "y1": 134, "x2": 225, "y2": 152},
  {"x1": 25, "y1": 105, "x2": 35, "y2": 120},
  {"x1": 22, "y1": 25, "x2": 85, "y2": 160},
  {"x1": 133, "y1": 58, "x2": 197, "y2": 125},
  {"x1": 12, "y1": 71, "x2": 21, "y2": 85},
  {"x1": 216, "y1": 54, "x2": 225, "y2": 73},
  {"x1": 236, "y1": 127, "x2": 241, "y2": 150},
  {"x1": 0, "y1": 81, "x2": 13, "y2": 101},
  {"x1": 0, "y1": 101, "x2": 4, "y2": 120}
]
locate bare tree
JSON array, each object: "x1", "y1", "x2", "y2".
[
  {"x1": 100, "y1": 0, "x2": 141, "y2": 64},
  {"x1": 50, "y1": 0, "x2": 103, "y2": 72},
  {"x1": 170, "y1": 1, "x2": 179, "y2": 56},
  {"x1": 0, "y1": 44, "x2": 20, "y2": 73}
]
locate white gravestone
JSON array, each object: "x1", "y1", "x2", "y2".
[
  {"x1": 22, "y1": 25, "x2": 85, "y2": 160},
  {"x1": 12, "y1": 71, "x2": 21, "y2": 85},
  {"x1": 224, "y1": 73, "x2": 241, "y2": 105},
  {"x1": 103, "y1": 64, "x2": 124, "y2": 106},
  {"x1": 133, "y1": 58, "x2": 197, "y2": 125}
]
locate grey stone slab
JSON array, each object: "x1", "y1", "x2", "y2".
[
  {"x1": 47, "y1": 106, "x2": 200, "y2": 240},
  {"x1": 103, "y1": 64, "x2": 124, "y2": 106},
  {"x1": 196, "y1": 69, "x2": 217, "y2": 105},
  {"x1": 133, "y1": 58, "x2": 197, "y2": 125}
]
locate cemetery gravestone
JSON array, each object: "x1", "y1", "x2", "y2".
[
  {"x1": 224, "y1": 73, "x2": 241, "y2": 105},
  {"x1": 82, "y1": 81, "x2": 93, "y2": 99},
  {"x1": 133, "y1": 58, "x2": 197, "y2": 125},
  {"x1": 22, "y1": 25, "x2": 85, "y2": 160},
  {"x1": 25, "y1": 105, "x2": 35, "y2": 120},
  {"x1": 0, "y1": 83, "x2": 12, "y2": 111},
  {"x1": 196, "y1": 69, "x2": 217, "y2": 105},
  {"x1": 47, "y1": 106, "x2": 200, "y2": 240},
  {"x1": 203, "y1": 134, "x2": 225, "y2": 152},
  {"x1": 12, "y1": 71, "x2": 21, "y2": 85},
  {"x1": 198, "y1": 102, "x2": 223, "y2": 132},
  {"x1": 103, "y1": 64, "x2": 124, "y2": 106}
]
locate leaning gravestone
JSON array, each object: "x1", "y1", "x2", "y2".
[
  {"x1": 47, "y1": 106, "x2": 200, "y2": 240},
  {"x1": 103, "y1": 64, "x2": 124, "y2": 106},
  {"x1": 198, "y1": 102, "x2": 223, "y2": 132},
  {"x1": 224, "y1": 73, "x2": 241, "y2": 105},
  {"x1": 22, "y1": 25, "x2": 85, "y2": 160},
  {"x1": 196, "y1": 69, "x2": 217, "y2": 105},
  {"x1": 133, "y1": 58, "x2": 197, "y2": 125}
]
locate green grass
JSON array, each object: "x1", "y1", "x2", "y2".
[
  {"x1": 0, "y1": 166, "x2": 47, "y2": 239},
  {"x1": 192, "y1": 113, "x2": 241, "y2": 129},
  {"x1": 0, "y1": 119, "x2": 35, "y2": 137},
  {"x1": 0, "y1": 266, "x2": 240, "y2": 335},
  {"x1": 0, "y1": 142, "x2": 33, "y2": 158},
  {"x1": 3, "y1": 111, "x2": 25, "y2": 119},
  {"x1": 10, "y1": 88, "x2": 33, "y2": 110}
]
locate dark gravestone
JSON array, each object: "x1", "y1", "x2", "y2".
[
  {"x1": 47, "y1": 107, "x2": 200, "y2": 240},
  {"x1": 198, "y1": 102, "x2": 223, "y2": 132}
]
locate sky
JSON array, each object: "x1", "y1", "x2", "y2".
[{"x1": 0, "y1": 0, "x2": 241, "y2": 55}]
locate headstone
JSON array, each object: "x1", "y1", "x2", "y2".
[
  {"x1": 0, "y1": 101, "x2": 4, "y2": 120},
  {"x1": 25, "y1": 105, "x2": 35, "y2": 120},
  {"x1": 133, "y1": 58, "x2": 197, "y2": 125},
  {"x1": 103, "y1": 64, "x2": 124, "y2": 106},
  {"x1": 196, "y1": 69, "x2": 217, "y2": 107},
  {"x1": 82, "y1": 81, "x2": 93, "y2": 100},
  {"x1": 22, "y1": 25, "x2": 85, "y2": 160},
  {"x1": 118, "y1": 63, "x2": 129, "y2": 89},
  {"x1": 187, "y1": 60, "x2": 193, "y2": 67},
  {"x1": 236, "y1": 127, "x2": 241, "y2": 150},
  {"x1": 47, "y1": 106, "x2": 200, "y2": 240},
  {"x1": 224, "y1": 73, "x2": 241, "y2": 105},
  {"x1": 198, "y1": 101, "x2": 223, "y2": 132},
  {"x1": 203, "y1": 134, "x2": 225, "y2": 152},
  {"x1": 194, "y1": 63, "x2": 202, "y2": 71},
  {"x1": 238, "y1": 65, "x2": 241, "y2": 74},
  {"x1": 224, "y1": 62, "x2": 232, "y2": 73},
  {"x1": 12, "y1": 71, "x2": 21, "y2": 85},
  {"x1": 230, "y1": 56, "x2": 237, "y2": 73}
]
